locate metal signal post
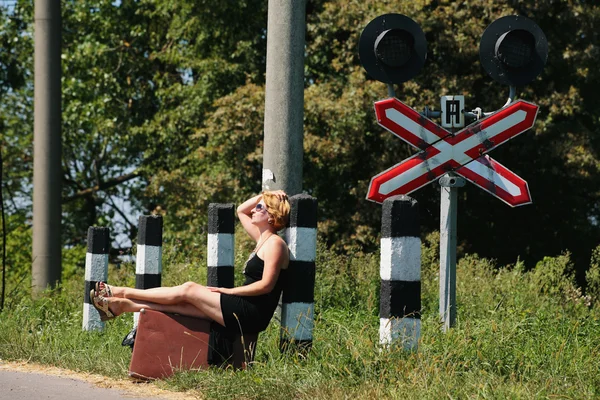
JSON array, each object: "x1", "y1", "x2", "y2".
[
  {"x1": 360, "y1": 13, "x2": 548, "y2": 335},
  {"x1": 438, "y1": 172, "x2": 464, "y2": 330},
  {"x1": 367, "y1": 91, "x2": 539, "y2": 331},
  {"x1": 437, "y1": 97, "x2": 467, "y2": 331}
]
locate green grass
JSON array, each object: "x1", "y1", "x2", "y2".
[{"x1": 1, "y1": 237, "x2": 599, "y2": 399}]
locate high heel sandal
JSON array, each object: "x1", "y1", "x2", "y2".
[
  {"x1": 95, "y1": 281, "x2": 113, "y2": 298},
  {"x1": 90, "y1": 289, "x2": 116, "y2": 321}
]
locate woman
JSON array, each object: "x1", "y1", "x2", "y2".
[{"x1": 91, "y1": 190, "x2": 290, "y2": 334}]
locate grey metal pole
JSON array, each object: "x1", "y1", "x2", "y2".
[
  {"x1": 32, "y1": 0, "x2": 62, "y2": 294},
  {"x1": 386, "y1": 84, "x2": 395, "y2": 98},
  {"x1": 262, "y1": 0, "x2": 306, "y2": 196},
  {"x1": 439, "y1": 173, "x2": 464, "y2": 331}
]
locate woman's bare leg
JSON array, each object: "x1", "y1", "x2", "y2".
[
  {"x1": 108, "y1": 298, "x2": 212, "y2": 320},
  {"x1": 108, "y1": 284, "x2": 182, "y2": 302},
  {"x1": 103, "y1": 282, "x2": 226, "y2": 327},
  {"x1": 110, "y1": 283, "x2": 194, "y2": 304}
]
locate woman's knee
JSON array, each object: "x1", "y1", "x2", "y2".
[{"x1": 180, "y1": 281, "x2": 202, "y2": 301}]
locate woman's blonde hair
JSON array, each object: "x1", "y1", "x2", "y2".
[{"x1": 262, "y1": 191, "x2": 290, "y2": 231}]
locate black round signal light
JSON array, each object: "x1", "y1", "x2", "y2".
[
  {"x1": 359, "y1": 14, "x2": 427, "y2": 84},
  {"x1": 480, "y1": 16, "x2": 548, "y2": 86}
]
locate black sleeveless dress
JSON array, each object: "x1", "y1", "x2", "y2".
[{"x1": 219, "y1": 253, "x2": 286, "y2": 334}]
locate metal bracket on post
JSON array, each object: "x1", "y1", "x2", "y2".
[
  {"x1": 503, "y1": 86, "x2": 516, "y2": 108},
  {"x1": 421, "y1": 106, "x2": 441, "y2": 119},
  {"x1": 439, "y1": 174, "x2": 466, "y2": 188},
  {"x1": 387, "y1": 84, "x2": 396, "y2": 98},
  {"x1": 465, "y1": 85, "x2": 517, "y2": 121},
  {"x1": 438, "y1": 172, "x2": 465, "y2": 331}
]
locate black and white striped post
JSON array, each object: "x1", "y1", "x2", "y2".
[
  {"x1": 134, "y1": 215, "x2": 163, "y2": 326},
  {"x1": 207, "y1": 204, "x2": 235, "y2": 289},
  {"x1": 379, "y1": 195, "x2": 421, "y2": 351},
  {"x1": 83, "y1": 227, "x2": 110, "y2": 331},
  {"x1": 280, "y1": 194, "x2": 317, "y2": 352},
  {"x1": 207, "y1": 203, "x2": 235, "y2": 366}
]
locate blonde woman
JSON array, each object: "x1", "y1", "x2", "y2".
[{"x1": 91, "y1": 190, "x2": 290, "y2": 334}]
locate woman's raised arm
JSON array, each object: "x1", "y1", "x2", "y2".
[{"x1": 237, "y1": 194, "x2": 262, "y2": 242}]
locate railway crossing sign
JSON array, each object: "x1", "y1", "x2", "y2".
[{"x1": 366, "y1": 98, "x2": 539, "y2": 206}]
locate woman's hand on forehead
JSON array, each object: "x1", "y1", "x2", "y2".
[{"x1": 271, "y1": 190, "x2": 288, "y2": 201}]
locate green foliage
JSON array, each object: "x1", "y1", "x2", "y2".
[
  {"x1": 1, "y1": 0, "x2": 268, "y2": 247},
  {"x1": 137, "y1": 0, "x2": 600, "y2": 278},
  {"x1": 1, "y1": 241, "x2": 600, "y2": 398},
  {"x1": 0, "y1": 215, "x2": 86, "y2": 308},
  {"x1": 315, "y1": 239, "x2": 379, "y2": 313},
  {"x1": 0, "y1": 1, "x2": 599, "y2": 293},
  {"x1": 300, "y1": 0, "x2": 600, "y2": 272},
  {"x1": 1, "y1": 213, "x2": 32, "y2": 307},
  {"x1": 420, "y1": 231, "x2": 440, "y2": 282},
  {"x1": 62, "y1": 245, "x2": 87, "y2": 281},
  {"x1": 0, "y1": 1, "x2": 34, "y2": 220},
  {"x1": 144, "y1": 83, "x2": 268, "y2": 246},
  {"x1": 531, "y1": 252, "x2": 577, "y2": 297},
  {"x1": 586, "y1": 245, "x2": 600, "y2": 306},
  {"x1": 0, "y1": 280, "x2": 133, "y2": 375}
]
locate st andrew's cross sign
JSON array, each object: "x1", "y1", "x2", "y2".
[{"x1": 366, "y1": 98, "x2": 539, "y2": 206}]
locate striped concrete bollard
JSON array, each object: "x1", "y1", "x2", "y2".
[
  {"x1": 83, "y1": 227, "x2": 110, "y2": 331},
  {"x1": 207, "y1": 204, "x2": 235, "y2": 289},
  {"x1": 280, "y1": 194, "x2": 317, "y2": 352},
  {"x1": 379, "y1": 195, "x2": 421, "y2": 351},
  {"x1": 206, "y1": 203, "x2": 236, "y2": 366},
  {"x1": 134, "y1": 215, "x2": 163, "y2": 327}
]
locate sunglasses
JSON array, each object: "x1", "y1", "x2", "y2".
[{"x1": 254, "y1": 203, "x2": 268, "y2": 213}]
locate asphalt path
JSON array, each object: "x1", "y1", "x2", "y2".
[{"x1": 0, "y1": 362, "x2": 197, "y2": 400}]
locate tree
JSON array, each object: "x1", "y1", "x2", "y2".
[
  {"x1": 0, "y1": 0, "x2": 598, "y2": 282},
  {"x1": 1, "y1": 0, "x2": 269, "y2": 249},
  {"x1": 0, "y1": 2, "x2": 33, "y2": 217},
  {"x1": 155, "y1": 0, "x2": 599, "y2": 277}
]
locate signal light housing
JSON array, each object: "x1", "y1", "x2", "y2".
[
  {"x1": 479, "y1": 15, "x2": 548, "y2": 86},
  {"x1": 359, "y1": 14, "x2": 427, "y2": 85}
]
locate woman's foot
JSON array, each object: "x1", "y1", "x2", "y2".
[
  {"x1": 95, "y1": 281, "x2": 126, "y2": 298},
  {"x1": 95, "y1": 281, "x2": 113, "y2": 298},
  {"x1": 90, "y1": 290, "x2": 119, "y2": 321}
]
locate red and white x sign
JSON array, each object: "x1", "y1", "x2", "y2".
[{"x1": 367, "y1": 98, "x2": 538, "y2": 206}]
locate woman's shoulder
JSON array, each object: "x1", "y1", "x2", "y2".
[
  {"x1": 267, "y1": 234, "x2": 288, "y2": 252},
  {"x1": 263, "y1": 235, "x2": 289, "y2": 261}
]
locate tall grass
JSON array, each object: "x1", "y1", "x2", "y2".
[{"x1": 1, "y1": 235, "x2": 599, "y2": 399}]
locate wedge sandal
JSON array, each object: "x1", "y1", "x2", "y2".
[
  {"x1": 95, "y1": 281, "x2": 113, "y2": 298},
  {"x1": 90, "y1": 289, "x2": 116, "y2": 321}
]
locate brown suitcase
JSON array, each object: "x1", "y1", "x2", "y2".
[{"x1": 128, "y1": 309, "x2": 211, "y2": 380}]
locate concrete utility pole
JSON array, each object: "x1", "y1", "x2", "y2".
[
  {"x1": 262, "y1": 0, "x2": 306, "y2": 196},
  {"x1": 32, "y1": 0, "x2": 62, "y2": 294}
]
